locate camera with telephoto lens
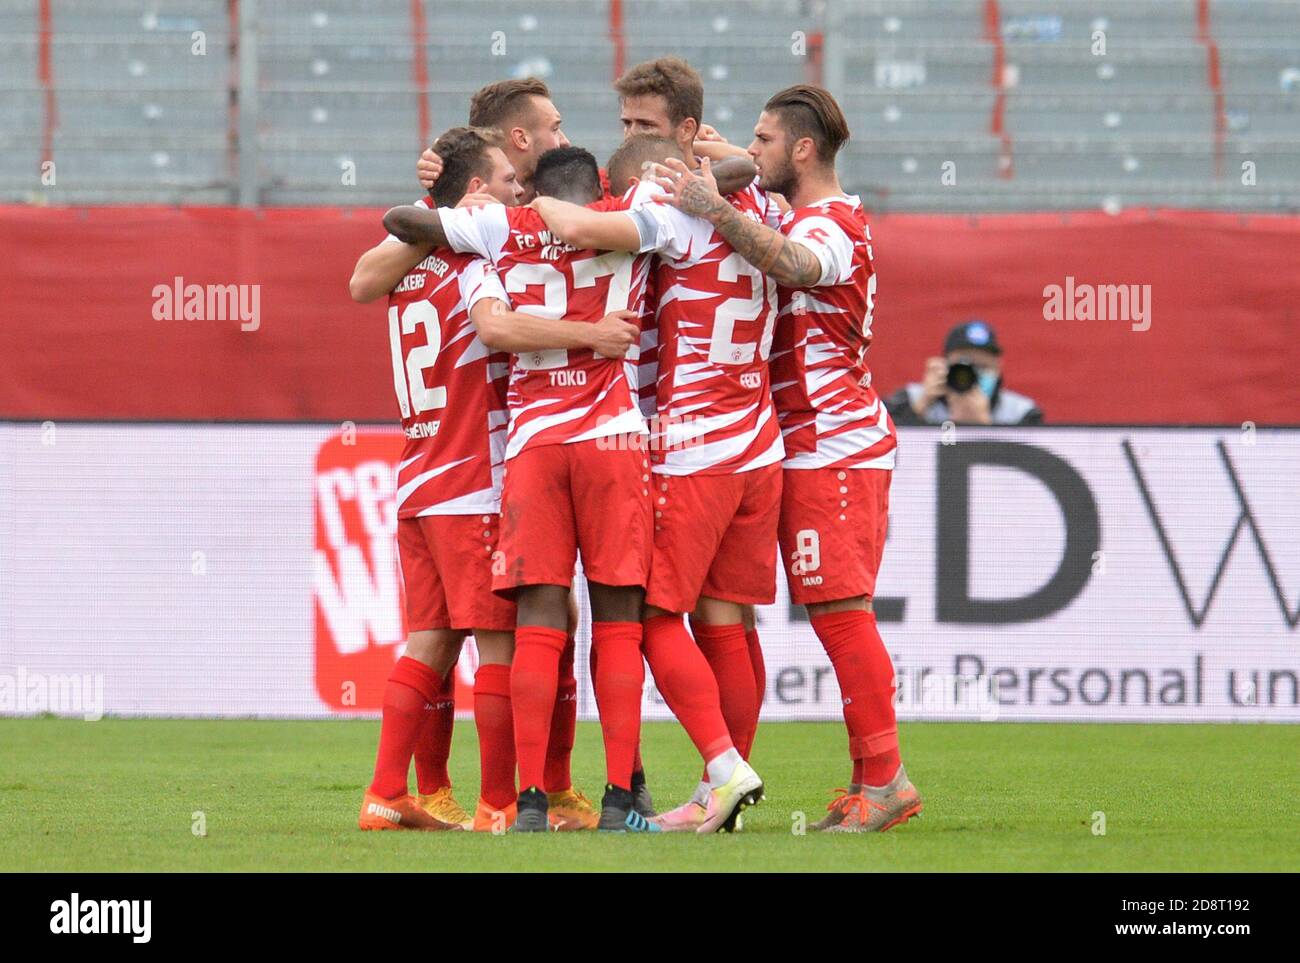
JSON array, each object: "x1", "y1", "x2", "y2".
[{"x1": 946, "y1": 361, "x2": 978, "y2": 393}]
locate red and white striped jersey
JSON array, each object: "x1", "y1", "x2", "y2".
[
  {"x1": 770, "y1": 194, "x2": 897, "y2": 470},
  {"x1": 439, "y1": 202, "x2": 652, "y2": 459},
  {"x1": 629, "y1": 183, "x2": 786, "y2": 475},
  {"x1": 602, "y1": 183, "x2": 660, "y2": 421},
  {"x1": 636, "y1": 271, "x2": 660, "y2": 420},
  {"x1": 386, "y1": 242, "x2": 511, "y2": 517}
]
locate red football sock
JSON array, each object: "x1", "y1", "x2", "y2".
[
  {"x1": 474, "y1": 663, "x2": 517, "y2": 810},
  {"x1": 544, "y1": 635, "x2": 578, "y2": 793},
  {"x1": 590, "y1": 639, "x2": 646, "y2": 777},
  {"x1": 591, "y1": 621, "x2": 645, "y2": 791},
  {"x1": 643, "y1": 614, "x2": 733, "y2": 765},
  {"x1": 810, "y1": 609, "x2": 900, "y2": 787},
  {"x1": 413, "y1": 667, "x2": 455, "y2": 795},
  {"x1": 369, "y1": 656, "x2": 440, "y2": 800},
  {"x1": 746, "y1": 627, "x2": 766, "y2": 756},
  {"x1": 511, "y1": 625, "x2": 568, "y2": 792},
  {"x1": 691, "y1": 620, "x2": 758, "y2": 760}
]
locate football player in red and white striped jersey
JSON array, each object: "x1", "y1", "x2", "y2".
[
  {"x1": 386, "y1": 147, "x2": 750, "y2": 832},
  {"x1": 529, "y1": 132, "x2": 783, "y2": 831},
  {"x1": 355, "y1": 128, "x2": 636, "y2": 834},
  {"x1": 652, "y1": 85, "x2": 924, "y2": 833},
  {"x1": 611, "y1": 58, "x2": 778, "y2": 829}
]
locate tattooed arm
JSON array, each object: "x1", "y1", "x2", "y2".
[{"x1": 653, "y1": 157, "x2": 822, "y2": 287}]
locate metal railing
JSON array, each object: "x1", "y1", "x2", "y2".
[{"x1": 2, "y1": 0, "x2": 1298, "y2": 211}]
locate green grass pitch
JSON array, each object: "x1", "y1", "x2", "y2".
[{"x1": 2, "y1": 718, "x2": 1296, "y2": 872}]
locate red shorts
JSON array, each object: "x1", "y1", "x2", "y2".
[
  {"x1": 778, "y1": 467, "x2": 891, "y2": 606},
  {"x1": 398, "y1": 514, "x2": 517, "y2": 632},
  {"x1": 645, "y1": 464, "x2": 782, "y2": 613},
  {"x1": 492, "y1": 436, "x2": 653, "y2": 595}
]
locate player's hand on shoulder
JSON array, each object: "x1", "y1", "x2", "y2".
[
  {"x1": 643, "y1": 162, "x2": 676, "y2": 196},
  {"x1": 417, "y1": 148, "x2": 443, "y2": 190},
  {"x1": 589, "y1": 309, "x2": 640, "y2": 359},
  {"x1": 655, "y1": 157, "x2": 723, "y2": 218},
  {"x1": 456, "y1": 191, "x2": 497, "y2": 209},
  {"x1": 696, "y1": 124, "x2": 727, "y2": 143}
]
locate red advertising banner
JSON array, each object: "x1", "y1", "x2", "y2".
[
  {"x1": 2, "y1": 205, "x2": 1297, "y2": 425},
  {"x1": 313, "y1": 427, "x2": 476, "y2": 713}
]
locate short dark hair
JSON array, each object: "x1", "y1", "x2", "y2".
[
  {"x1": 429, "y1": 126, "x2": 506, "y2": 208},
  {"x1": 606, "y1": 134, "x2": 682, "y2": 190},
  {"x1": 764, "y1": 84, "x2": 850, "y2": 164},
  {"x1": 468, "y1": 77, "x2": 551, "y2": 131},
  {"x1": 532, "y1": 146, "x2": 602, "y2": 202},
  {"x1": 614, "y1": 56, "x2": 704, "y2": 128}
]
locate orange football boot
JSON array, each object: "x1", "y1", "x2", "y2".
[
  {"x1": 358, "y1": 790, "x2": 462, "y2": 831},
  {"x1": 547, "y1": 787, "x2": 599, "y2": 831},
  {"x1": 474, "y1": 798, "x2": 517, "y2": 833},
  {"x1": 820, "y1": 765, "x2": 923, "y2": 833},
  {"x1": 418, "y1": 787, "x2": 474, "y2": 830}
]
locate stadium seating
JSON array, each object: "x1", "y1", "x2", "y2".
[{"x1": 1, "y1": 0, "x2": 1296, "y2": 210}]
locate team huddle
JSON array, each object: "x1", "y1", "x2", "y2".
[{"x1": 350, "y1": 57, "x2": 922, "y2": 834}]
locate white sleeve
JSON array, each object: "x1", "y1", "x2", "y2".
[
  {"x1": 626, "y1": 181, "x2": 704, "y2": 260},
  {"x1": 459, "y1": 257, "x2": 510, "y2": 313},
  {"x1": 786, "y1": 214, "x2": 855, "y2": 286},
  {"x1": 438, "y1": 204, "x2": 510, "y2": 262}
]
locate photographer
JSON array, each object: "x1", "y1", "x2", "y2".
[{"x1": 885, "y1": 320, "x2": 1044, "y2": 426}]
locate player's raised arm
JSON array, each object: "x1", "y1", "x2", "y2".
[
  {"x1": 383, "y1": 205, "x2": 451, "y2": 248},
  {"x1": 696, "y1": 150, "x2": 759, "y2": 193},
  {"x1": 528, "y1": 196, "x2": 642, "y2": 252},
  {"x1": 708, "y1": 155, "x2": 758, "y2": 195},
  {"x1": 654, "y1": 156, "x2": 823, "y2": 287},
  {"x1": 690, "y1": 123, "x2": 759, "y2": 191},
  {"x1": 470, "y1": 299, "x2": 639, "y2": 359},
  {"x1": 348, "y1": 238, "x2": 432, "y2": 303}
]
